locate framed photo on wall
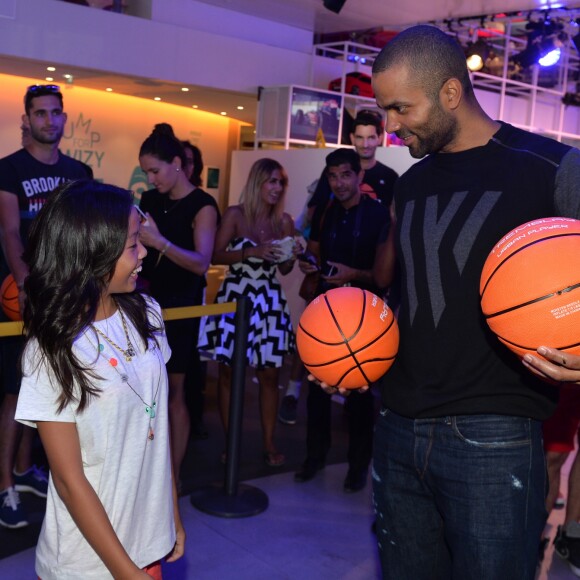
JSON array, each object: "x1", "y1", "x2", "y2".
[{"x1": 207, "y1": 167, "x2": 220, "y2": 189}]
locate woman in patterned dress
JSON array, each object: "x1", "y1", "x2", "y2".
[{"x1": 198, "y1": 158, "x2": 298, "y2": 467}]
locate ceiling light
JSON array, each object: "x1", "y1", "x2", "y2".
[
  {"x1": 154, "y1": 97, "x2": 161, "y2": 101},
  {"x1": 512, "y1": 18, "x2": 566, "y2": 69},
  {"x1": 63, "y1": 74, "x2": 72, "y2": 79},
  {"x1": 572, "y1": 19, "x2": 580, "y2": 53},
  {"x1": 220, "y1": 111, "x2": 227, "y2": 116},
  {"x1": 237, "y1": 106, "x2": 244, "y2": 110},
  {"x1": 45, "y1": 77, "x2": 54, "y2": 81},
  {"x1": 538, "y1": 45, "x2": 561, "y2": 67},
  {"x1": 46, "y1": 66, "x2": 56, "y2": 72},
  {"x1": 192, "y1": 105, "x2": 198, "y2": 109},
  {"x1": 106, "y1": 87, "x2": 113, "y2": 92},
  {"x1": 465, "y1": 39, "x2": 490, "y2": 72},
  {"x1": 181, "y1": 87, "x2": 189, "y2": 92}
]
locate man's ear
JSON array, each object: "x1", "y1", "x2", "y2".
[
  {"x1": 440, "y1": 77, "x2": 462, "y2": 111},
  {"x1": 21, "y1": 113, "x2": 30, "y2": 129}
]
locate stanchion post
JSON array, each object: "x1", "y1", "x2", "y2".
[
  {"x1": 224, "y1": 295, "x2": 250, "y2": 496},
  {"x1": 190, "y1": 295, "x2": 269, "y2": 517}
]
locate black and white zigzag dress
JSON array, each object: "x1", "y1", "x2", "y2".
[{"x1": 198, "y1": 238, "x2": 295, "y2": 369}]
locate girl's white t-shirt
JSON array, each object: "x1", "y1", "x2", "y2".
[{"x1": 15, "y1": 300, "x2": 174, "y2": 580}]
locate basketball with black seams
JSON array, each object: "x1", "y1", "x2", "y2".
[
  {"x1": 480, "y1": 217, "x2": 580, "y2": 359},
  {"x1": 0, "y1": 274, "x2": 21, "y2": 321},
  {"x1": 296, "y1": 287, "x2": 399, "y2": 389}
]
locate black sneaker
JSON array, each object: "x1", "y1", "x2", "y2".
[
  {"x1": 0, "y1": 487, "x2": 28, "y2": 529},
  {"x1": 278, "y1": 395, "x2": 298, "y2": 425},
  {"x1": 554, "y1": 492, "x2": 566, "y2": 510},
  {"x1": 14, "y1": 465, "x2": 48, "y2": 498},
  {"x1": 554, "y1": 525, "x2": 570, "y2": 559},
  {"x1": 554, "y1": 524, "x2": 580, "y2": 577}
]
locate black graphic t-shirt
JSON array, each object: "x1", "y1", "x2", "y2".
[
  {"x1": 0, "y1": 148, "x2": 92, "y2": 242},
  {"x1": 384, "y1": 122, "x2": 580, "y2": 420}
]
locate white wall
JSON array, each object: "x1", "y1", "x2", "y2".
[
  {"x1": 152, "y1": 0, "x2": 314, "y2": 54},
  {"x1": 0, "y1": 0, "x2": 312, "y2": 95}
]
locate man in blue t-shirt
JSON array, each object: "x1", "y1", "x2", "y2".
[{"x1": 0, "y1": 85, "x2": 92, "y2": 529}]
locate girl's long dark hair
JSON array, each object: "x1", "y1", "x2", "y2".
[{"x1": 22, "y1": 180, "x2": 161, "y2": 413}]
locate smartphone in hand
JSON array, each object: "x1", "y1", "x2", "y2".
[
  {"x1": 134, "y1": 205, "x2": 148, "y2": 223},
  {"x1": 297, "y1": 252, "x2": 318, "y2": 268},
  {"x1": 321, "y1": 263, "x2": 337, "y2": 277}
]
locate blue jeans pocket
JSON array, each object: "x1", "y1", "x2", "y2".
[{"x1": 452, "y1": 415, "x2": 532, "y2": 448}]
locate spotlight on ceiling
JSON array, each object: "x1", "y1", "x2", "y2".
[
  {"x1": 571, "y1": 19, "x2": 580, "y2": 53},
  {"x1": 512, "y1": 18, "x2": 566, "y2": 69},
  {"x1": 323, "y1": 0, "x2": 347, "y2": 14},
  {"x1": 465, "y1": 39, "x2": 490, "y2": 72}
]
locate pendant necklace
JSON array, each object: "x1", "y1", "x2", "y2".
[
  {"x1": 91, "y1": 307, "x2": 161, "y2": 441},
  {"x1": 163, "y1": 191, "x2": 191, "y2": 214}
]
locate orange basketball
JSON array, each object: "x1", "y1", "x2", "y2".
[
  {"x1": 0, "y1": 274, "x2": 20, "y2": 321},
  {"x1": 480, "y1": 217, "x2": 580, "y2": 359},
  {"x1": 296, "y1": 287, "x2": 399, "y2": 389}
]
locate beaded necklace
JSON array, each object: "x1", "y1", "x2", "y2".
[{"x1": 91, "y1": 308, "x2": 161, "y2": 442}]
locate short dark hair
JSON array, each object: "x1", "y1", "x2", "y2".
[
  {"x1": 325, "y1": 148, "x2": 361, "y2": 174},
  {"x1": 24, "y1": 85, "x2": 64, "y2": 115},
  {"x1": 139, "y1": 123, "x2": 186, "y2": 168},
  {"x1": 351, "y1": 110, "x2": 383, "y2": 136},
  {"x1": 372, "y1": 25, "x2": 473, "y2": 101}
]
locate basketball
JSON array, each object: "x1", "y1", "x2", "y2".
[
  {"x1": 480, "y1": 217, "x2": 580, "y2": 359},
  {"x1": 0, "y1": 274, "x2": 21, "y2": 321},
  {"x1": 296, "y1": 287, "x2": 398, "y2": 389}
]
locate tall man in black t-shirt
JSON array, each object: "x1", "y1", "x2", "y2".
[
  {"x1": 308, "y1": 110, "x2": 398, "y2": 210},
  {"x1": 0, "y1": 85, "x2": 91, "y2": 528},
  {"x1": 363, "y1": 25, "x2": 580, "y2": 579},
  {"x1": 294, "y1": 148, "x2": 390, "y2": 492}
]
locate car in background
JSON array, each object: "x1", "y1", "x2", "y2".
[{"x1": 328, "y1": 72, "x2": 374, "y2": 98}]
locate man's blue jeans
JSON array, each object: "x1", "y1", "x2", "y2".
[{"x1": 372, "y1": 408, "x2": 547, "y2": 580}]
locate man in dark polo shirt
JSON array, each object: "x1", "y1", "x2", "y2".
[{"x1": 294, "y1": 148, "x2": 390, "y2": 492}]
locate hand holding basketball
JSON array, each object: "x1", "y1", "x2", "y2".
[
  {"x1": 523, "y1": 348, "x2": 580, "y2": 385},
  {"x1": 306, "y1": 372, "x2": 370, "y2": 396},
  {"x1": 480, "y1": 217, "x2": 580, "y2": 360}
]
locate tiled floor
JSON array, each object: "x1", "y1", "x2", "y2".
[
  {"x1": 1, "y1": 458, "x2": 579, "y2": 579},
  {"x1": 0, "y1": 464, "x2": 379, "y2": 580},
  {"x1": 0, "y1": 358, "x2": 578, "y2": 579}
]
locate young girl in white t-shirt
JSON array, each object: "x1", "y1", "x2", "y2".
[{"x1": 15, "y1": 181, "x2": 185, "y2": 579}]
